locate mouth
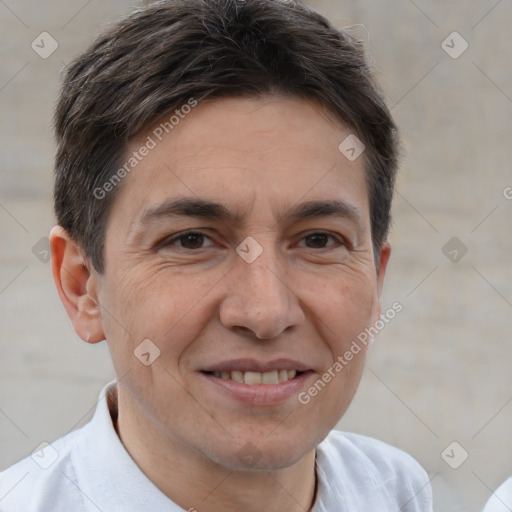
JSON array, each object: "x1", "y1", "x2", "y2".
[
  {"x1": 199, "y1": 361, "x2": 313, "y2": 406},
  {"x1": 202, "y1": 369, "x2": 302, "y2": 385}
]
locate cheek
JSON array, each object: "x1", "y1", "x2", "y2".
[
  {"x1": 305, "y1": 270, "x2": 377, "y2": 350},
  {"x1": 304, "y1": 271, "x2": 375, "y2": 419},
  {"x1": 100, "y1": 263, "x2": 221, "y2": 359}
]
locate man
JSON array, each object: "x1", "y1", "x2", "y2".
[{"x1": 0, "y1": 0, "x2": 433, "y2": 510}]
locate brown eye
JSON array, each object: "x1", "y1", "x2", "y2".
[
  {"x1": 299, "y1": 232, "x2": 344, "y2": 249},
  {"x1": 179, "y1": 233, "x2": 205, "y2": 249},
  {"x1": 304, "y1": 233, "x2": 331, "y2": 248},
  {"x1": 161, "y1": 231, "x2": 214, "y2": 250}
]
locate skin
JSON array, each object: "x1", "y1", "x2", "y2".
[{"x1": 50, "y1": 95, "x2": 390, "y2": 512}]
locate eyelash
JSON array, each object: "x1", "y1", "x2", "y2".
[
  {"x1": 161, "y1": 231, "x2": 216, "y2": 250},
  {"x1": 160, "y1": 230, "x2": 346, "y2": 251}
]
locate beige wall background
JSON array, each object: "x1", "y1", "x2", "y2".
[{"x1": 1, "y1": 1, "x2": 511, "y2": 510}]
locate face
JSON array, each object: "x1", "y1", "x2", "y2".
[{"x1": 78, "y1": 96, "x2": 389, "y2": 471}]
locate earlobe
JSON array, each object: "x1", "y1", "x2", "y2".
[
  {"x1": 369, "y1": 242, "x2": 391, "y2": 328},
  {"x1": 377, "y1": 242, "x2": 391, "y2": 298},
  {"x1": 49, "y1": 225, "x2": 105, "y2": 344}
]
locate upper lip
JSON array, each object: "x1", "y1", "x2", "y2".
[{"x1": 201, "y1": 358, "x2": 311, "y2": 373}]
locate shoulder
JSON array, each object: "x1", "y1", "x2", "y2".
[
  {"x1": 0, "y1": 429, "x2": 85, "y2": 512},
  {"x1": 315, "y1": 430, "x2": 433, "y2": 511},
  {"x1": 322, "y1": 430, "x2": 426, "y2": 474},
  {"x1": 482, "y1": 476, "x2": 512, "y2": 512}
]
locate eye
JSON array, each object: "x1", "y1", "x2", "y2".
[
  {"x1": 297, "y1": 232, "x2": 344, "y2": 249},
  {"x1": 161, "y1": 231, "x2": 215, "y2": 250}
]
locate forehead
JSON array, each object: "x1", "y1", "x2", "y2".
[{"x1": 108, "y1": 95, "x2": 370, "y2": 231}]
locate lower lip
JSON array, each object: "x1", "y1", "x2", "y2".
[{"x1": 200, "y1": 371, "x2": 314, "y2": 406}]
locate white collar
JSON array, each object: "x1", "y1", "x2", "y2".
[
  {"x1": 73, "y1": 381, "x2": 183, "y2": 511},
  {"x1": 69, "y1": 381, "x2": 430, "y2": 511}
]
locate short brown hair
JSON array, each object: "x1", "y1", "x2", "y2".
[{"x1": 54, "y1": 0, "x2": 399, "y2": 273}]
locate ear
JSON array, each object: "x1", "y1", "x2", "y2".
[
  {"x1": 49, "y1": 225, "x2": 105, "y2": 344},
  {"x1": 376, "y1": 241, "x2": 391, "y2": 298},
  {"x1": 370, "y1": 241, "x2": 391, "y2": 326}
]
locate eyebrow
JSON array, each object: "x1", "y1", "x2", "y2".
[
  {"x1": 134, "y1": 197, "x2": 364, "y2": 231},
  {"x1": 285, "y1": 199, "x2": 363, "y2": 227},
  {"x1": 137, "y1": 197, "x2": 237, "y2": 226}
]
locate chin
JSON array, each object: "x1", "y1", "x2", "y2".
[{"x1": 206, "y1": 433, "x2": 316, "y2": 472}]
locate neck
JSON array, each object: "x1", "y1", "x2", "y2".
[{"x1": 111, "y1": 387, "x2": 318, "y2": 512}]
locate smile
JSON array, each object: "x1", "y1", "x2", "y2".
[{"x1": 207, "y1": 369, "x2": 299, "y2": 385}]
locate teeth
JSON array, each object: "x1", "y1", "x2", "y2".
[
  {"x1": 278, "y1": 369, "x2": 288, "y2": 382},
  {"x1": 262, "y1": 370, "x2": 278, "y2": 384},
  {"x1": 244, "y1": 371, "x2": 262, "y2": 385},
  {"x1": 211, "y1": 369, "x2": 300, "y2": 385},
  {"x1": 231, "y1": 370, "x2": 244, "y2": 383}
]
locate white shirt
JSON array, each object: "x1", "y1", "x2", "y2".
[
  {"x1": 482, "y1": 477, "x2": 512, "y2": 512},
  {"x1": 0, "y1": 382, "x2": 433, "y2": 511}
]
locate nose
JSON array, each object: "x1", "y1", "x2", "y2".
[{"x1": 219, "y1": 249, "x2": 305, "y2": 340}]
